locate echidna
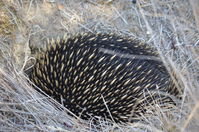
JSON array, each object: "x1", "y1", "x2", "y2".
[{"x1": 30, "y1": 33, "x2": 180, "y2": 123}]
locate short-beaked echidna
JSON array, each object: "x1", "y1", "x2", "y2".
[{"x1": 30, "y1": 33, "x2": 180, "y2": 123}]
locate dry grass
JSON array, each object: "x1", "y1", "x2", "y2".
[{"x1": 0, "y1": 0, "x2": 199, "y2": 131}]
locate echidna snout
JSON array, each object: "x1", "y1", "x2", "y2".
[{"x1": 30, "y1": 33, "x2": 180, "y2": 123}]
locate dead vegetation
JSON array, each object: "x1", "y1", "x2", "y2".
[{"x1": 0, "y1": 0, "x2": 199, "y2": 131}]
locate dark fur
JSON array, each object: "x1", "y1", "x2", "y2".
[{"x1": 30, "y1": 33, "x2": 180, "y2": 123}]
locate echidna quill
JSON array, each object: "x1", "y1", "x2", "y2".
[{"x1": 30, "y1": 33, "x2": 180, "y2": 123}]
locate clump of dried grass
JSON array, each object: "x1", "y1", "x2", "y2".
[{"x1": 0, "y1": 0, "x2": 199, "y2": 131}]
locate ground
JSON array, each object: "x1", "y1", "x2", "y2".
[{"x1": 0, "y1": 0, "x2": 199, "y2": 131}]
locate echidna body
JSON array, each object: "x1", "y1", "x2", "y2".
[{"x1": 30, "y1": 33, "x2": 179, "y2": 123}]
